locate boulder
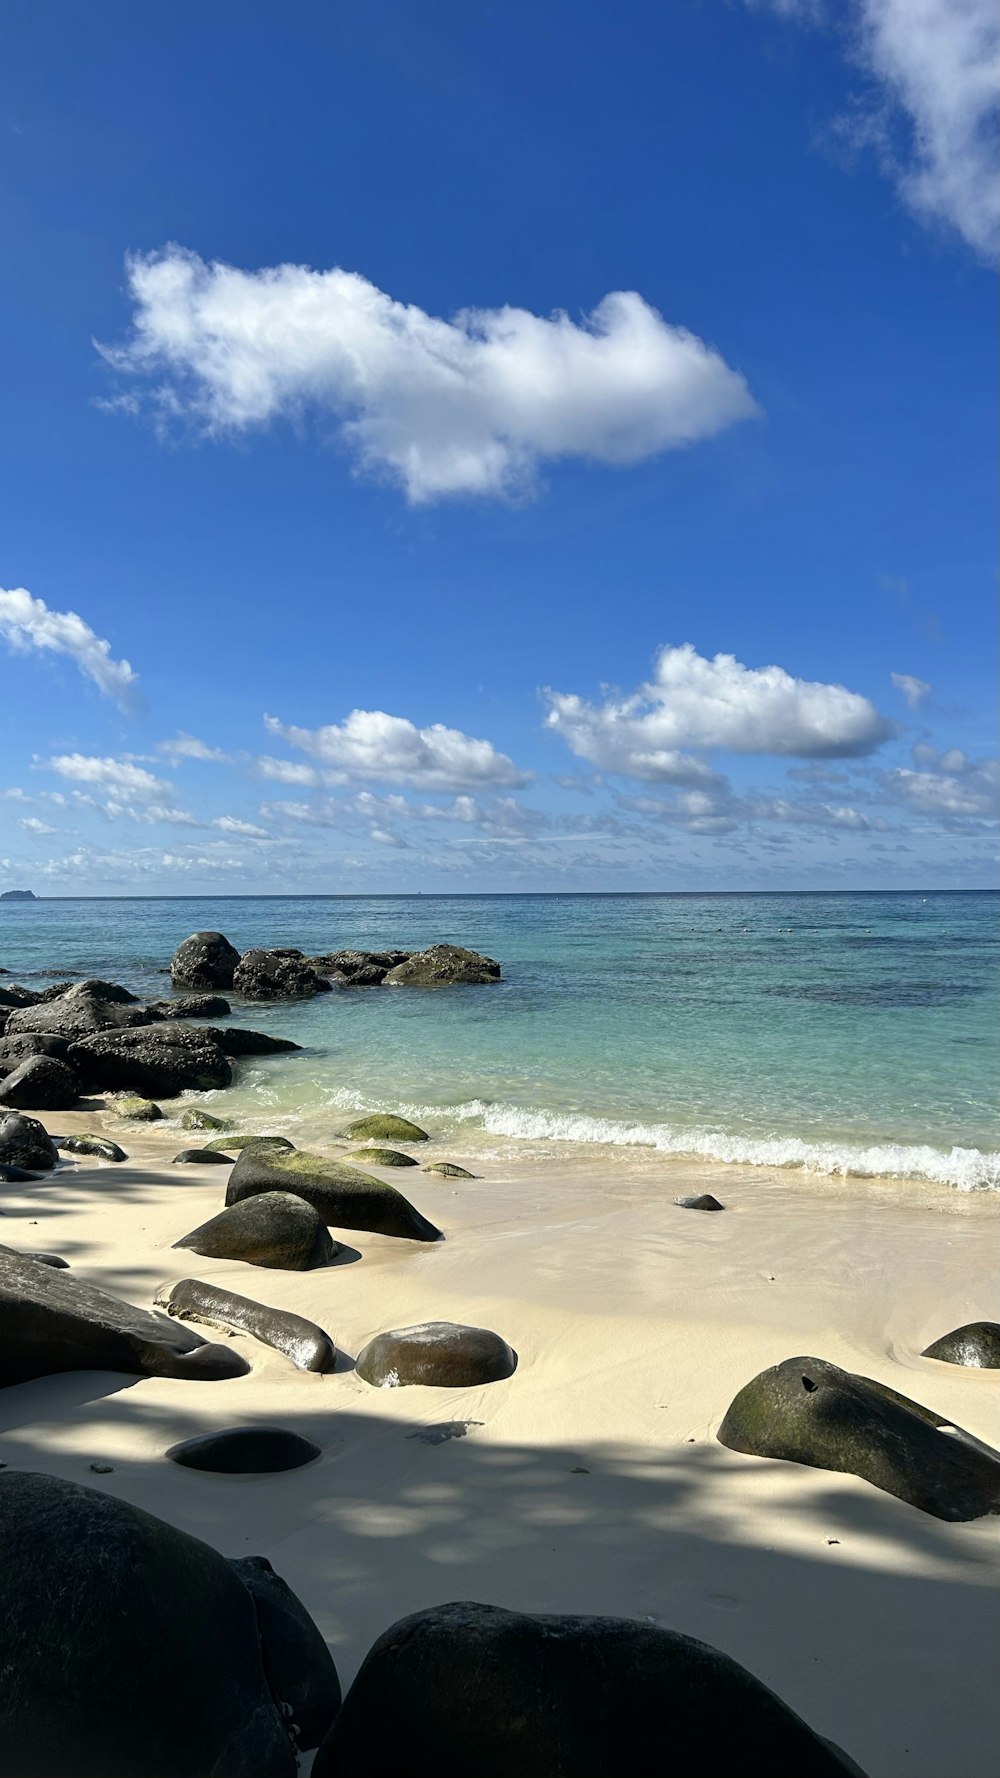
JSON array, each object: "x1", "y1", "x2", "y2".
[
  {"x1": 311, "y1": 1601, "x2": 865, "y2": 1778},
  {"x1": 0, "y1": 984, "x2": 42, "y2": 1008},
  {"x1": 231, "y1": 1555, "x2": 342, "y2": 1752},
  {"x1": 675, "y1": 1193, "x2": 725, "y2": 1211},
  {"x1": 57, "y1": 1135, "x2": 127, "y2": 1162},
  {"x1": 0, "y1": 1162, "x2": 40, "y2": 1182},
  {"x1": 170, "y1": 929, "x2": 241, "y2": 989},
  {"x1": 717, "y1": 1355, "x2": 1000, "y2": 1521},
  {"x1": 166, "y1": 1426, "x2": 322, "y2": 1474},
  {"x1": 174, "y1": 1191, "x2": 337, "y2": 1271},
  {"x1": 305, "y1": 949, "x2": 412, "y2": 986},
  {"x1": 382, "y1": 944, "x2": 501, "y2": 986},
  {"x1": 0, "y1": 1112, "x2": 57, "y2": 1171},
  {"x1": 922, "y1": 1322, "x2": 1000, "y2": 1368},
  {"x1": 0, "y1": 1246, "x2": 249, "y2": 1387},
  {"x1": 0, "y1": 1054, "x2": 80, "y2": 1110},
  {"x1": 356, "y1": 1322, "x2": 516, "y2": 1388},
  {"x1": 146, "y1": 994, "x2": 232, "y2": 1020},
  {"x1": 227, "y1": 1147, "x2": 442, "y2": 1242},
  {"x1": 181, "y1": 1107, "x2": 233, "y2": 1132},
  {"x1": 20, "y1": 1250, "x2": 69, "y2": 1268},
  {"x1": 4, "y1": 980, "x2": 150, "y2": 1040},
  {"x1": 0, "y1": 1031, "x2": 72, "y2": 1067},
  {"x1": 232, "y1": 949, "x2": 332, "y2": 1001},
  {"x1": 200, "y1": 1024, "x2": 302, "y2": 1057},
  {"x1": 68, "y1": 1026, "x2": 232, "y2": 1098},
  {"x1": 157, "y1": 1277, "x2": 336, "y2": 1372},
  {"x1": 172, "y1": 1147, "x2": 234, "y2": 1164},
  {"x1": 423, "y1": 1162, "x2": 476, "y2": 1179},
  {"x1": 0, "y1": 1468, "x2": 339, "y2": 1775},
  {"x1": 345, "y1": 1147, "x2": 418, "y2": 1167},
  {"x1": 343, "y1": 1113, "x2": 429, "y2": 1143},
  {"x1": 206, "y1": 1133, "x2": 294, "y2": 1152},
  {"x1": 107, "y1": 1093, "x2": 163, "y2": 1121}
]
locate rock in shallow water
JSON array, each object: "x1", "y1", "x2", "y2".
[
  {"x1": 181, "y1": 1106, "x2": 234, "y2": 1131},
  {"x1": 422, "y1": 1162, "x2": 477, "y2": 1178},
  {"x1": 343, "y1": 1113, "x2": 428, "y2": 1143},
  {"x1": 356, "y1": 1322, "x2": 517, "y2": 1388},
  {"x1": 157, "y1": 1277, "x2": 336, "y2": 1372},
  {"x1": 175, "y1": 1190, "x2": 337, "y2": 1271},
  {"x1": 311, "y1": 1601, "x2": 866, "y2": 1778},
  {"x1": 344, "y1": 1146, "x2": 418, "y2": 1167},
  {"x1": 382, "y1": 944, "x2": 501, "y2": 986},
  {"x1": 0, "y1": 1469, "x2": 338, "y2": 1775},
  {"x1": 57, "y1": 1134, "x2": 128, "y2": 1162},
  {"x1": 107, "y1": 1093, "x2": 163, "y2": 1121},
  {"x1": 233, "y1": 949, "x2": 332, "y2": 1001},
  {"x1": 0, "y1": 1112, "x2": 57, "y2": 1172},
  {"x1": 717, "y1": 1354, "x2": 1000, "y2": 1521},
  {"x1": 166, "y1": 1425, "x2": 322, "y2": 1473},
  {"x1": 170, "y1": 928, "x2": 241, "y2": 989},
  {"x1": 922, "y1": 1322, "x2": 1000, "y2": 1368},
  {"x1": 675, "y1": 1193, "x2": 725, "y2": 1211},
  {"x1": 206, "y1": 1133, "x2": 294, "y2": 1152},
  {"x1": 68, "y1": 1026, "x2": 232, "y2": 1099},
  {"x1": 227, "y1": 1147, "x2": 442, "y2": 1242},
  {"x1": 172, "y1": 1147, "x2": 234, "y2": 1164}
]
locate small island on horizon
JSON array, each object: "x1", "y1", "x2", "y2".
[{"x1": 0, "y1": 888, "x2": 37, "y2": 901}]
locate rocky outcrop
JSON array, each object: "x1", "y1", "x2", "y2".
[
  {"x1": 312, "y1": 1601, "x2": 866, "y2": 1778},
  {"x1": 170, "y1": 929, "x2": 241, "y2": 989},
  {"x1": 345, "y1": 1147, "x2": 418, "y2": 1167},
  {"x1": 226, "y1": 1146, "x2": 442, "y2": 1242},
  {"x1": 356, "y1": 1322, "x2": 516, "y2": 1388},
  {"x1": 166, "y1": 1426, "x2": 322, "y2": 1474},
  {"x1": 0, "y1": 1469, "x2": 339, "y2": 1775},
  {"x1": 922, "y1": 1322, "x2": 1000, "y2": 1368},
  {"x1": 4, "y1": 980, "x2": 150, "y2": 1041},
  {"x1": 306, "y1": 949, "x2": 413, "y2": 986},
  {"x1": 382, "y1": 944, "x2": 501, "y2": 986},
  {"x1": 0, "y1": 1112, "x2": 58, "y2": 1171},
  {"x1": 342, "y1": 1113, "x2": 429, "y2": 1143},
  {"x1": 157, "y1": 1277, "x2": 336, "y2": 1372},
  {"x1": 232, "y1": 949, "x2": 332, "y2": 1001},
  {"x1": 175, "y1": 1191, "x2": 337, "y2": 1271},
  {"x1": 0, "y1": 1054, "x2": 80, "y2": 1110},
  {"x1": 57, "y1": 1135, "x2": 127, "y2": 1162},
  {"x1": 717, "y1": 1355, "x2": 1000, "y2": 1521},
  {"x1": 68, "y1": 1026, "x2": 232, "y2": 1098},
  {"x1": 146, "y1": 994, "x2": 232, "y2": 1020},
  {"x1": 0, "y1": 1246, "x2": 249, "y2": 1387},
  {"x1": 0, "y1": 1031, "x2": 72, "y2": 1067},
  {"x1": 200, "y1": 1025, "x2": 302, "y2": 1056}
]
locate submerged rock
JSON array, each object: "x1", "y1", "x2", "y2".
[
  {"x1": 311, "y1": 1601, "x2": 865, "y2": 1778},
  {"x1": 922, "y1": 1322, "x2": 1000, "y2": 1369},
  {"x1": 356, "y1": 1322, "x2": 516, "y2": 1388},
  {"x1": 57, "y1": 1134, "x2": 127, "y2": 1162},
  {"x1": 342, "y1": 1113, "x2": 429, "y2": 1143},
  {"x1": 0, "y1": 1468, "x2": 338, "y2": 1775},
  {"x1": 382, "y1": 943, "x2": 501, "y2": 986},
  {"x1": 0, "y1": 1054, "x2": 80, "y2": 1110},
  {"x1": 674, "y1": 1193, "x2": 725, "y2": 1212},
  {"x1": 0, "y1": 1246, "x2": 249, "y2": 1387},
  {"x1": 172, "y1": 1147, "x2": 234, "y2": 1164},
  {"x1": 166, "y1": 1426, "x2": 322, "y2": 1474},
  {"x1": 717, "y1": 1355, "x2": 1000, "y2": 1521},
  {"x1": 170, "y1": 929, "x2": 241, "y2": 990},
  {"x1": 227, "y1": 1147, "x2": 442, "y2": 1242},
  {"x1": 157, "y1": 1277, "x2": 336, "y2": 1372},
  {"x1": 422, "y1": 1162, "x2": 476, "y2": 1179},
  {"x1": 181, "y1": 1106, "x2": 234, "y2": 1132},
  {"x1": 68, "y1": 1026, "x2": 232, "y2": 1098},
  {"x1": 344, "y1": 1146, "x2": 418, "y2": 1167},
  {"x1": 175, "y1": 1191, "x2": 337, "y2": 1271},
  {"x1": 233, "y1": 949, "x2": 332, "y2": 1001},
  {"x1": 0, "y1": 1112, "x2": 58, "y2": 1172}
]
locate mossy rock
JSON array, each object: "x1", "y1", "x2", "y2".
[
  {"x1": 205, "y1": 1134, "x2": 294, "y2": 1153},
  {"x1": 422, "y1": 1162, "x2": 476, "y2": 1179},
  {"x1": 181, "y1": 1108, "x2": 234, "y2": 1133},
  {"x1": 345, "y1": 1147, "x2": 418, "y2": 1168},
  {"x1": 108, "y1": 1094, "x2": 163, "y2": 1122},
  {"x1": 342, "y1": 1114, "x2": 429, "y2": 1143},
  {"x1": 57, "y1": 1134, "x2": 128, "y2": 1163},
  {"x1": 226, "y1": 1146, "x2": 442, "y2": 1242}
]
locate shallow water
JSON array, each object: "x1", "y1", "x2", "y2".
[{"x1": 2, "y1": 890, "x2": 997, "y2": 1189}]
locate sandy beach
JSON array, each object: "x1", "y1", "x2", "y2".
[{"x1": 2, "y1": 1105, "x2": 998, "y2": 1778}]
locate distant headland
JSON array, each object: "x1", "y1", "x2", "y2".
[{"x1": 0, "y1": 889, "x2": 37, "y2": 901}]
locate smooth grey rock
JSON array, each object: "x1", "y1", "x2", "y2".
[
  {"x1": 170, "y1": 929, "x2": 241, "y2": 990},
  {"x1": 172, "y1": 1147, "x2": 234, "y2": 1164},
  {"x1": 57, "y1": 1135, "x2": 127, "y2": 1162},
  {"x1": 382, "y1": 943, "x2": 501, "y2": 986},
  {"x1": 344, "y1": 1147, "x2": 418, "y2": 1167},
  {"x1": 157, "y1": 1277, "x2": 336, "y2": 1372},
  {"x1": 0, "y1": 1054, "x2": 80, "y2": 1110},
  {"x1": 0, "y1": 1112, "x2": 58, "y2": 1172},
  {"x1": 422, "y1": 1162, "x2": 476, "y2": 1179},
  {"x1": 227, "y1": 1146, "x2": 442, "y2": 1242},
  {"x1": 356, "y1": 1322, "x2": 516, "y2": 1389},
  {"x1": 922, "y1": 1322, "x2": 1000, "y2": 1369},
  {"x1": 68, "y1": 1026, "x2": 232, "y2": 1098},
  {"x1": 166, "y1": 1426, "x2": 322, "y2": 1474},
  {"x1": 205, "y1": 1133, "x2": 294, "y2": 1152},
  {"x1": 675, "y1": 1193, "x2": 725, "y2": 1211},
  {"x1": 175, "y1": 1191, "x2": 337, "y2": 1271}
]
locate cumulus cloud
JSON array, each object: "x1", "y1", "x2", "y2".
[
  {"x1": 545, "y1": 643, "x2": 891, "y2": 778},
  {"x1": 158, "y1": 732, "x2": 233, "y2": 763},
  {"x1": 18, "y1": 816, "x2": 57, "y2": 835},
  {"x1": 42, "y1": 754, "x2": 174, "y2": 800},
  {"x1": 99, "y1": 247, "x2": 759, "y2": 503},
  {"x1": 0, "y1": 586, "x2": 138, "y2": 709},
  {"x1": 264, "y1": 709, "x2": 530, "y2": 792},
  {"x1": 881, "y1": 748, "x2": 999, "y2": 818},
  {"x1": 890, "y1": 671, "x2": 932, "y2": 709}
]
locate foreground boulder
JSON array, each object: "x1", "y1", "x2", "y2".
[
  {"x1": 158, "y1": 1277, "x2": 336, "y2": 1372},
  {"x1": 0, "y1": 1469, "x2": 339, "y2": 1776},
  {"x1": 0, "y1": 1111, "x2": 57, "y2": 1171},
  {"x1": 312, "y1": 1601, "x2": 865, "y2": 1778},
  {"x1": 0, "y1": 1246, "x2": 249, "y2": 1387},
  {"x1": 382, "y1": 944, "x2": 501, "y2": 986},
  {"x1": 0, "y1": 1054, "x2": 80, "y2": 1110},
  {"x1": 175, "y1": 1191, "x2": 337, "y2": 1271},
  {"x1": 233, "y1": 949, "x2": 332, "y2": 1001},
  {"x1": 306, "y1": 948, "x2": 412, "y2": 986},
  {"x1": 4, "y1": 980, "x2": 149, "y2": 1040},
  {"x1": 227, "y1": 1146, "x2": 442, "y2": 1242},
  {"x1": 68, "y1": 1026, "x2": 232, "y2": 1098},
  {"x1": 170, "y1": 929, "x2": 241, "y2": 989},
  {"x1": 343, "y1": 1113, "x2": 428, "y2": 1143},
  {"x1": 356, "y1": 1322, "x2": 516, "y2": 1388},
  {"x1": 167, "y1": 1426, "x2": 322, "y2": 1473},
  {"x1": 922, "y1": 1322, "x2": 1000, "y2": 1368},
  {"x1": 717, "y1": 1355, "x2": 1000, "y2": 1521}
]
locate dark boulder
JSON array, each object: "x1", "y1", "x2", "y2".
[
  {"x1": 146, "y1": 994, "x2": 232, "y2": 1020},
  {"x1": 922, "y1": 1322, "x2": 1000, "y2": 1368},
  {"x1": 0, "y1": 1246, "x2": 249, "y2": 1387},
  {"x1": 0, "y1": 1112, "x2": 57, "y2": 1171},
  {"x1": 717, "y1": 1355, "x2": 1000, "y2": 1521},
  {"x1": 423, "y1": 1162, "x2": 476, "y2": 1179},
  {"x1": 172, "y1": 1147, "x2": 234, "y2": 1164},
  {"x1": 345, "y1": 1146, "x2": 418, "y2": 1167},
  {"x1": 206, "y1": 1133, "x2": 294, "y2": 1152},
  {"x1": 227, "y1": 1146, "x2": 442, "y2": 1242},
  {"x1": 68, "y1": 1026, "x2": 232, "y2": 1098},
  {"x1": 382, "y1": 943, "x2": 501, "y2": 986},
  {"x1": 305, "y1": 949, "x2": 412, "y2": 986},
  {"x1": 0, "y1": 1054, "x2": 80, "y2": 1110},
  {"x1": 57, "y1": 1135, "x2": 127, "y2": 1162},
  {"x1": 356, "y1": 1322, "x2": 516, "y2": 1389},
  {"x1": 233, "y1": 949, "x2": 332, "y2": 1001},
  {"x1": 181, "y1": 1107, "x2": 234, "y2": 1132},
  {"x1": 0, "y1": 1468, "x2": 338, "y2": 1776},
  {"x1": 232, "y1": 1555, "x2": 342, "y2": 1752},
  {"x1": 0, "y1": 984, "x2": 43, "y2": 1008},
  {"x1": 675, "y1": 1193, "x2": 725, "y2": 1211},
  {"x1": 0, "y1": 1163, "x2": 41, "y2": 1182},
  {"x1": 342, "y1": 1113, "x2": 428, "y2": 1143},
  {"x1": 174, "y1": 1191, "x2": 337, "y2": 1271},
  {"x1": 170, "y1": 929, "x2": 241, "y2": 990},
  {"x1": 4, "y1": 980, "x2": 150, "y2": 1040},
  {"x1": 157, "y1": 1277, "x2": 336, "y2": 1372},
  {"x1": 200, "y1": 1024, "x2": 302, "y2": 1056},
  {"x1": 166, "y1": 1426, "x2": 322, "y2": 1474},
  {"x1": 0, "y1": 1031, "x2": 72, "y2": 1067},
  {"x1": 312, "y1": 1601, "x2": 865, "y2": 1778},
  {"x1": 20, "y1": 1250, "x2": 70, "y2": 1268}
]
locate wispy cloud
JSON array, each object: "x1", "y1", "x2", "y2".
[
  {"x1": 881, "y1": 747, "x2": 998, "y2": 818},
  {"x1": 158, "y1": 732, "x2": 233, "y2": 764},
  {"x1": 890, "y1": 670, "x2": 932, "y2": 709},
  {"x1": 41, "y1": 754, "x2": 173, "y2": 800},
  {"x1": 0, "y1": 586, "x2": 138, "y2": 709},
  {"x1": 99, "y1": 246, "x2": 759, "y2": 503}
]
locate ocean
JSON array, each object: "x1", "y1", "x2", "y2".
[{"x1": 2, "y1": 891, "x2": 997, "y2": 1190}]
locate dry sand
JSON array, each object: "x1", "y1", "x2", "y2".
[{"x1": 2, "y1": 1106, "x2": 998, "y2": 1778}]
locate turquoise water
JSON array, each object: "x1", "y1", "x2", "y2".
[{"x1": 2, "y1": 892, "x2": 997, "y2": 1189}]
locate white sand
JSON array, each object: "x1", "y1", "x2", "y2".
[{"x1": 2, "y1": 1109, "x2": 998, "y2": 1778}]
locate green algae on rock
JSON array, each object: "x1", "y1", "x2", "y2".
[
  {"x1": 422, "y1": 1162, "x2": 476, "y2": 1179},
  {"x1": 344, "y1": 1147, "x2": 418, "y2": 1167},
  {"x1": 342, "y1": 1114, "x2": 429, "y2": 1143},
  {"x1": 226, "y1": 1145, "x2": 442, "y2": 1242}
]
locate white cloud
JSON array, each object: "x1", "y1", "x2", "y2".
[
  {"x1": 0, "y1": 586, "x2": 138, "y2": 709},
  {"x1": 213, "y1": 815, "x2": 269, "y2": 838},
  {"x1": 158, "y1": 732, "x2": 233, "y2": 763},
  {"x1": 890, "y1": 670, "x2": 932, "y2": 708},
  {"x1": 881, "y1": 748, "x2": 999, "y2": 817},
  {"x1": 99, "y1": 246, "x2": 759, "y2": 503},
  {"x1": 43, "y1": 754, "x2": 174, "y2": 801},
  {"x1": 18, "y1": 816, "x2": 56, "y2": 835},
  {"x1": 255, "y1": 756, "x2": 325, "y2": 786},
  {"x1": 545, "y1": 643, "x2": 891, "y2": 778},
  {"x1": 264, "y1": 709, "x2": 530, "y2": 791}
]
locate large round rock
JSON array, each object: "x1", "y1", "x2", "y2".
[
  {"x1": 0, "y1": 1054, "x2": 80, "y2": 1110},
  {"x1": 312, "y1": 1601, "x2": 865, "y2": 1778},
  {"x1": 170, "y1": 929, "x2": 241, "y2": 989},
  {"x1": 227, "y1": 1146, "x2": 441, "y2": 1242},
  {"x1": 174, "y1": 1191, "x2": 337, "y2": 1271},
  {"x1": 0, "y1": 1111, "x2": 58, "y2": 1171},
  {"x1": 0, "y1": 1469, "x2": 338, "y2": 1776},
  {"x1": 922, "y1": 1321, "x2": 1000, "y2": 1368},
  {"x1": 356, "y1": 1322, "x2": 516, "y2": 1389}
]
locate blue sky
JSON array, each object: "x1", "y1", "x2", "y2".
[{"x1": 1, "y1": 0, "x2": 996, "y2": 894}]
